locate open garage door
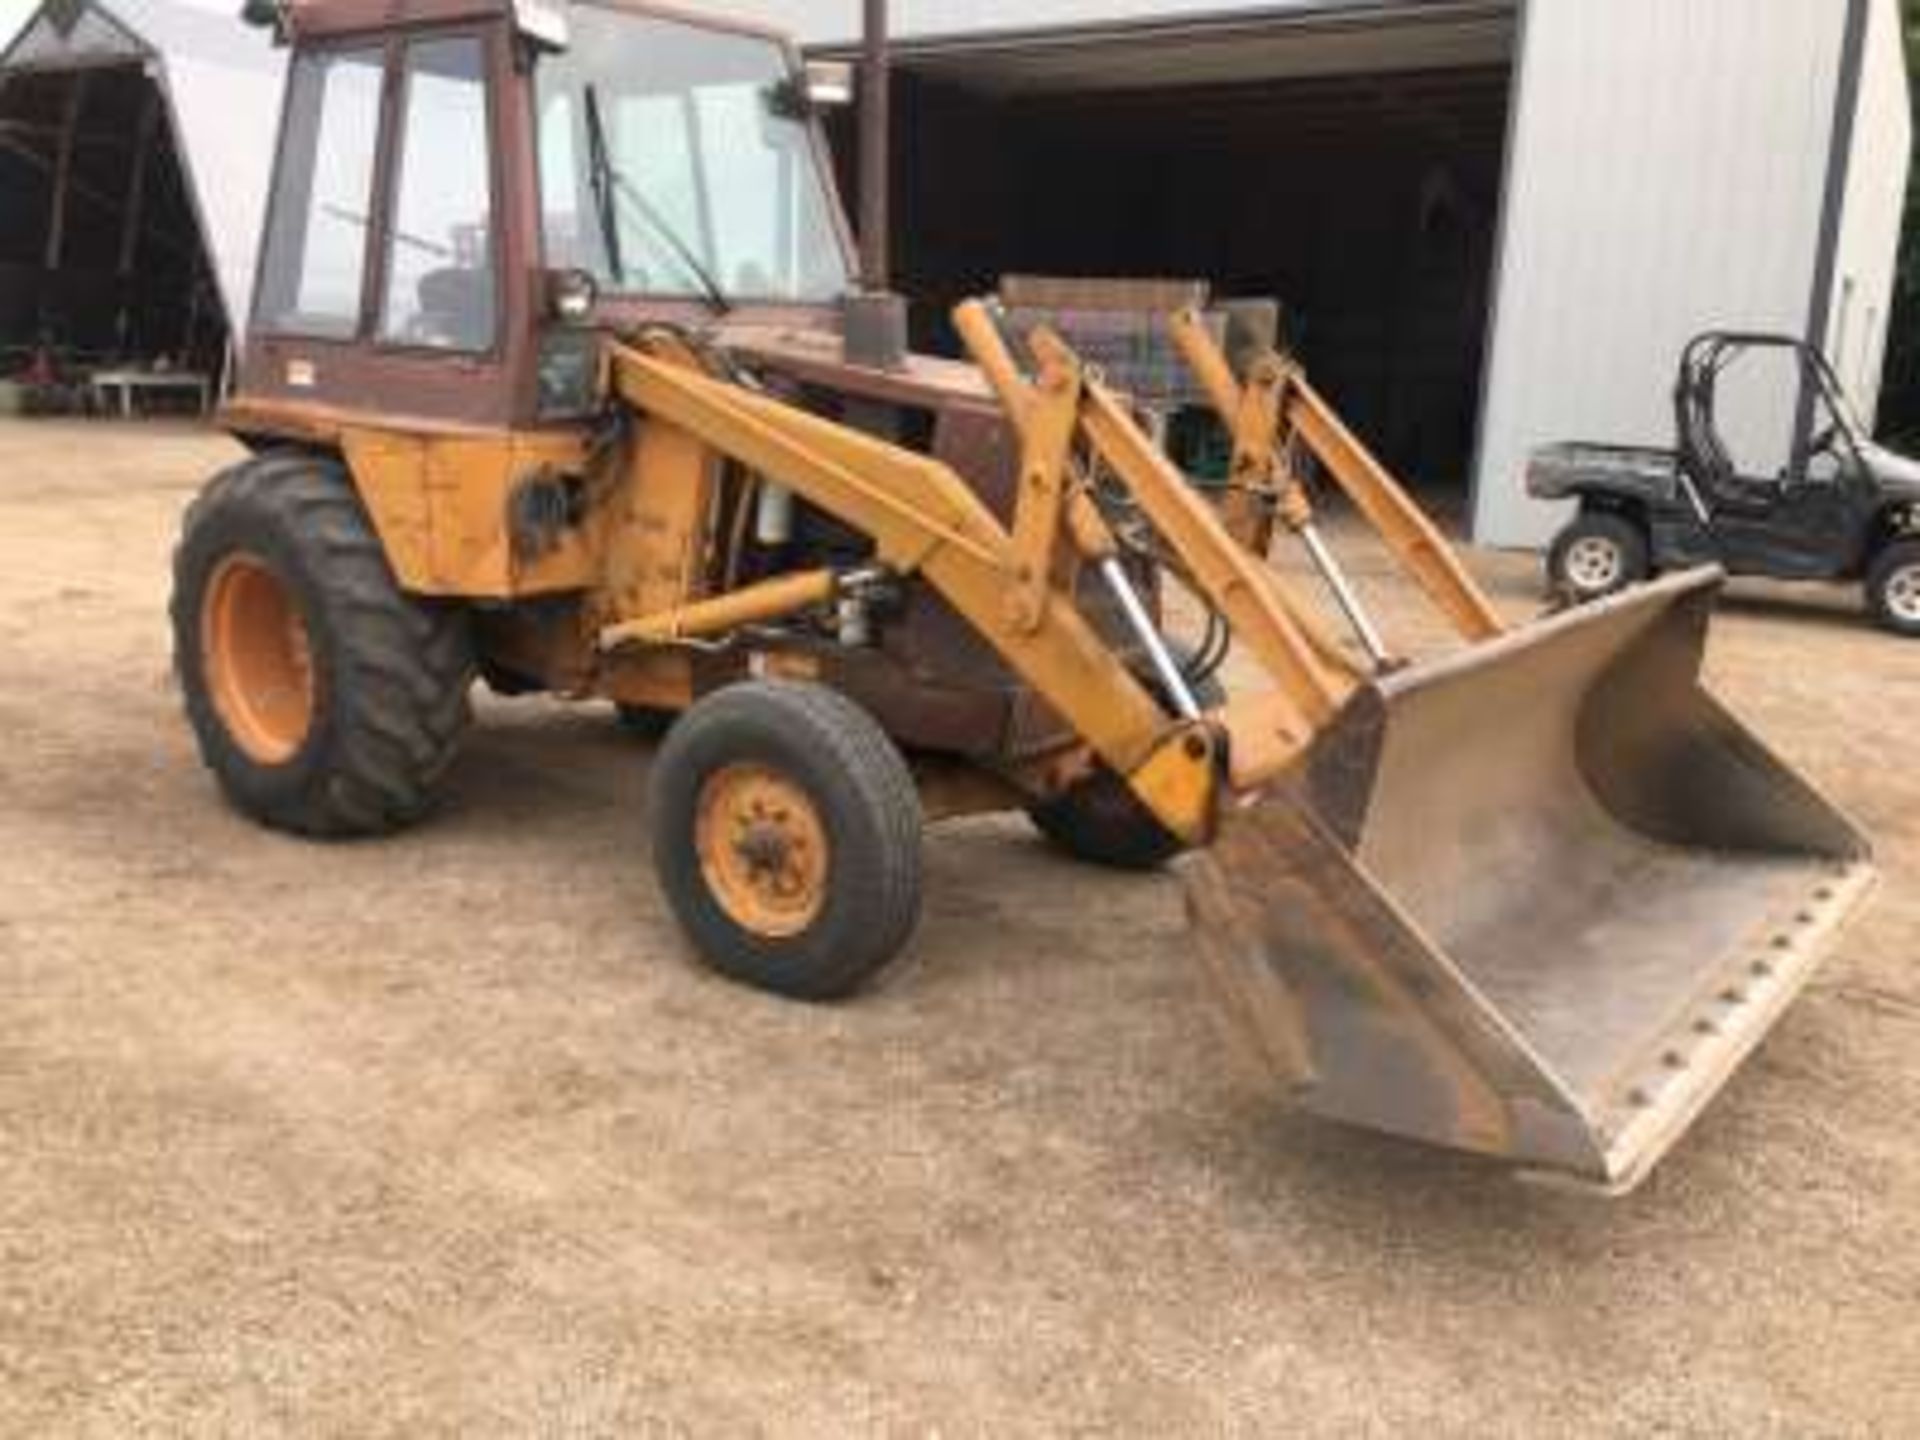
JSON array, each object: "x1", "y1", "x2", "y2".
[
  {"x1": 0, "y1": 0, "x2": 281, "y2": 414},
  {"x1": 832, "y1": 2, "x2": 1517, "y2": 499}
]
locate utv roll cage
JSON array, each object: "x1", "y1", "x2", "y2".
[{"x1": 1675, "y1": 331, "x2": 1860, "y2": 502}]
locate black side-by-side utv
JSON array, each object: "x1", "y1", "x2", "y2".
[{"x1": 1528, "y1": 332, "x2": 1920, "y2": 635}]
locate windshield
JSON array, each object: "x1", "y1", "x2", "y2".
[{"x1": 535, "y1": 9, "x2": 851, "y2": 305}]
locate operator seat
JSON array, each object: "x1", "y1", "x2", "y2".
[
  {"x1": 1701, "y1": 467, "x2": 1780, "y2": 518},
  {"x1": 415, "y1": 266, "x2": 495, "y2": 352}
]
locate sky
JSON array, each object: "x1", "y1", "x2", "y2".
[{"x1": 1, "y1": 0, "x2": 29, "y2": 51}]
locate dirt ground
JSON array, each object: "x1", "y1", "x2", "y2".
[{"x1": 2, "y1": 418, "x2": 1917, "y2": 1436}]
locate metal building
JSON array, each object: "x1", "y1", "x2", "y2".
[
  {"x1": 731, "y1": 0, "x2": 1913, "y2": 546},
  {"x1": 0, "y1": 0, "x2": 1908, "y2": 547}
]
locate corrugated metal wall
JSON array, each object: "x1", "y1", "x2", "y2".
[
  {"x1": 1826, "y1": 0, "x2": 1911, "y2": 426},
  {"x1": 1473, "y1": 0, "x2": 1859, "y2": 547},
  {"x1": 718, "y1": 0, "x2": 1341, "y2": 48}
]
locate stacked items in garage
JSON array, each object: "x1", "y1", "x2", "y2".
[{"x1": 997, "y1": 274, "x2": 1230, "y2": 409}]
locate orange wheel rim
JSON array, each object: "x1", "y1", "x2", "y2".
[
  {"x1": 200, "y1": 552, "x2": 315, "y2": 765},
  {"x1": 694, "y1": 763, "x2": 831, "y2": 938}
]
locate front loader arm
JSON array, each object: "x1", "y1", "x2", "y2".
[
  {"x1": 1167, "y1": 308, "x2": 1505, "y2": 646},
  {"x1": 604, "y1": 298, "x2": 1398, "y2": 837},
  {"x1": 951, "y1": 302, "x2": 1367, "y2": 786},
  {"x1": 605, "y1": 338, "x2": 1221, "y2": 841}
]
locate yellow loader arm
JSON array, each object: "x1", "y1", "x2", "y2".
[
  {"x1": 604, "y1": 305, "x2": 1390, "y2": 836},
  {"x1": 1166, "y1": 306, "x2": 1502, "y2": 652}
]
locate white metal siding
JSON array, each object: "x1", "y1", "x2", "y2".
[
  {"x1": 1472, "y1": 0, "x2": 1851, "y2": 547},
  {"x1": 708, "y1": 0, "x2": 1370, "y2": 48},
  {"x1": 1825, "y1": 0, "x2": 1912, "y2": 425}
]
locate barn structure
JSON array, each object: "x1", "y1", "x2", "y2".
[{"x1": 0, "y1": 0, "x2": 282, "y2": 409}]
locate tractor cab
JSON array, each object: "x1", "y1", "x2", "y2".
[{"x1": 234, "y1": 0, "x2": 855, "y2": 431}]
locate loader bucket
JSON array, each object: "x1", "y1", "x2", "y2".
[{"x1": 1183, "y1": 569, "x2": 1874, "y2": 1192}]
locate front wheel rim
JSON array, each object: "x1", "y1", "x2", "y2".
[
  {"x1": 200, "y1": 552, "x2": 315, "y2": 765},
  {"x1": 1885, "y1": 564, "x2": 1920, "y2": 625},
  {"x1": 694, "y1": 763, "x2": 832, "y2": 938},
  {"x1": 1564, "y1": 535, "x2": 1625, "y2": 593}
]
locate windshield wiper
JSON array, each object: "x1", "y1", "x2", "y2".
[
  {"x1": 581, "y1": 83, "x2": 627, "y2": 287},
  {"x1": 582, "y1": 84, "x2": 732, "y2": 316}
]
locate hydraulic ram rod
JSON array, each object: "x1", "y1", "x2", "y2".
[
  {"x1": 1297, "y1": 523, "x2": 1393, "y2": 669},
  {"x1": 1097, "y1": 557, "x2": 1204, "y2": 720}
]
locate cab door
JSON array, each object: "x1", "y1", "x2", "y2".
[{"x1": 242, "y1": 24, "x2": 523, "y2": 427}]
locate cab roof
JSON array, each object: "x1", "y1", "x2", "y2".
[{"x1": 282, "y1": 0, "x2": 794, "y2": 46}]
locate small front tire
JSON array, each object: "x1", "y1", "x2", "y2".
[
  {"x1": 1866, "y1": 538, "x2": 1920, "y2": 637},
  {"x1": 1547, "y1": 510, "x2": 1651, "y2": 604},
  {"x1": 647, "y1": 681, "x2": 923, "y2": 1001}
]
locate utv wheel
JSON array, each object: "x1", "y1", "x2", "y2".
[
  {"x1": 648, "y1": 681, "x2": 923, "y2": 1001},
  {"x1": 1866, "y1": 539, "x2": 1920, "y2": 637},
  {"x1": 1027, "y1": 656, "x2": 1227, "y2": 871},
  {"x1": 1547, "y1": 511, "x2": 1650, "y2": 603},
  {"x1": 172, "y1": 452, "x2": 474, "y2": 836}
]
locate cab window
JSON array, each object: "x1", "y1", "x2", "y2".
[
  {"x1": 534, "y1": 11, "x2": 849, "y2": 304},
  {"x1": 254, "y1": 47, "x2": 385, "y2": 339},
  {"x1": 378, "y1": 36, "x2": 497, "y2": 352}
]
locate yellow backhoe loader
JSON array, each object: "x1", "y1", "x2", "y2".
[{"x1": 174, "y1": 0, "x2": 1872, "y2": 1192}]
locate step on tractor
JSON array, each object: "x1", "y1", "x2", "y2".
[
  {"x1": 175, "y1": 0, "x2": 1874, "y2": 1193},
  {"x1": 1532, "y1": 332, "x2": 1920, "y2": 634}
]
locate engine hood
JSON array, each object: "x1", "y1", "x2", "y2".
[{"x1": 714, "y1": 323, "x2": 1000, "y2": 414}]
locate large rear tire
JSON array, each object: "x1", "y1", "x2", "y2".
[
  {"x1": 1866, "y1": 538, "x2": 1920, "y2": 637},
  {"x1": 1547, "y1": 510, "x2": 1650, "y2": 604},
  {"x1": 648, "y1": 681, "x2": 923, "y2": 1000},
  {"x1": 172, "y1": 452, "x2": 474, "y2": 836}
]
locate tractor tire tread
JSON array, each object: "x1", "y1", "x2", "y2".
[
  {"x1": 648, "y1": 680, "x2": 923, "y2": 1001},
  {"x1": 172, "y1": 450, "x2": 474, "y2": 838}
]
